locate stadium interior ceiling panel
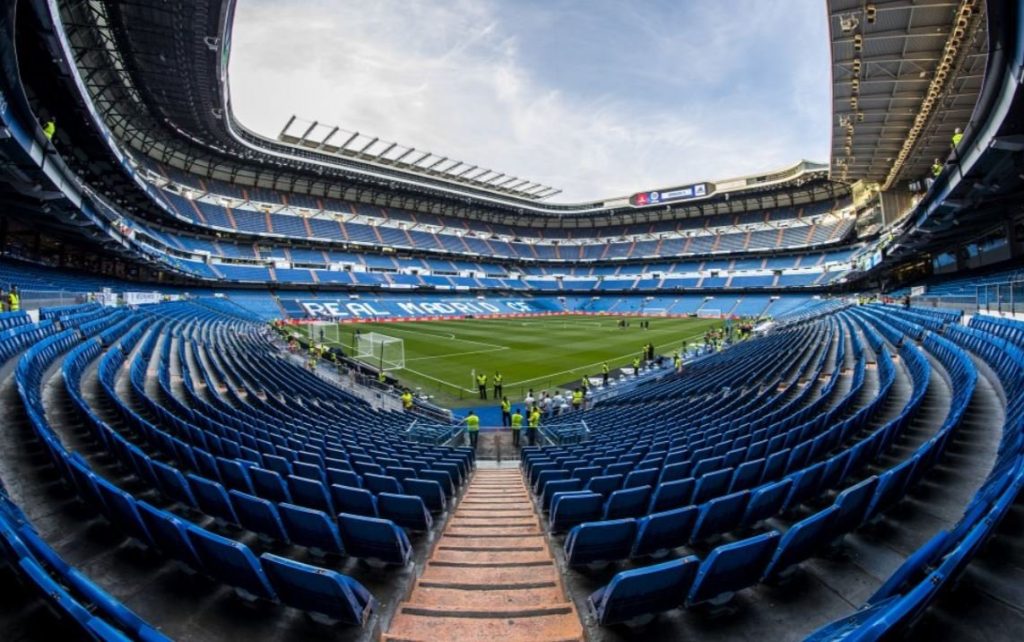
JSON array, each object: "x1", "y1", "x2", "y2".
[{"x1": 829, "y1": 0, "x2": 988, "y2": 186}]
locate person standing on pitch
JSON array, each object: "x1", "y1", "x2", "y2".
[
  {"x1": 493, "y1": 371, "x2": 503, "y2": 399},
  {"x1": 510, "y1": 407, "x2": 523, "y2": 446},
  {"x1": 465, "y1": 411, "x2": 480, "y2": 449},
  {"x1": 602, "y1": 362, "x2": 610, "y2": 386},
  {"x1": 476, "y1": 372, "x2": 487, "y2": 400}
]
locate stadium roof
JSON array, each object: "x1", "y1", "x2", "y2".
[
  {"x1": 57, "y1": 0, "x2": 847, "y2": 222},
  {"x1": 276, "y1": 116, "x2": 561, "y2": 201},
  {"x1": 828, "y1": 0, "x2": 988, "y2": 187}
]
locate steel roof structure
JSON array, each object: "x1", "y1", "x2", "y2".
[{"x1": 828, "y1": 0, "x2": 988, "y2": 187}]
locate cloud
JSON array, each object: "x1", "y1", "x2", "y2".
[{"x1": 229, "y1": 0, "x2": 830, "y2": 202}]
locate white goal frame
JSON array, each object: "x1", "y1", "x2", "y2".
[
  {"x1": 697, "y1": 308, "x2": 723, "y2": 319},
  {"x1": 307, "y1": 321, "x2": 342, "y2": 346},
  {"x1": 643, "y1": 308, "x2": 670, "y2": 317},
  {"x1": 356, "y1": 332, "x2": 406, "y2": 371}
]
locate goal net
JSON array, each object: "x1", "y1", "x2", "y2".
[
  {"x1": 697, "y1": 308, "x2": 722, "y2": 319},
  {"x1": 356, "y1": 332, "x2": 405, "y2": 371},
  {"x1": 644, "y1": 308, "x2": 669, "y2": 317},
  {"x1": 307, "y1": 322, "x2": 341, "y2": 347}
]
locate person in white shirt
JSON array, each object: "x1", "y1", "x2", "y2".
[
  {"x1": 524, "y1": 389, "x2": 535, "y2": 406},
  {"x1": 552, "y1": 390, "x2": 565, "y2": 415},
  {"x1": 540, "y1": 392, "x2": 553, "y2": 417}
]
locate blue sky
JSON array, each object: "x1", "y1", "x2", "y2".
[{"x1": 229, "y1": 0, "x2": 831, "y2": 202}]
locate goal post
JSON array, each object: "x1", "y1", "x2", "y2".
[
  {"x1": 697, "y1": 308, "x2": 722, "y2": 319},
  {"x1": 356, "y1": 332, "x2": 405, "y2": 371},
  {"x1": 307, "y1": 321, "x2": 342, "y2": 346}
]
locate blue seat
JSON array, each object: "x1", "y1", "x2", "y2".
[
  {"x1": 632, "y1": 506, "x2": 699, "y2": 558},
  {"x1": 693, "y1": 468, "x2": 733, "y2": 504},
  {"x1": 623, "y1": 468, "x2": 658, "y2": 489},
  {"x1": 377, "y1": 493, "x2": 433, "y2": 532},
  {"x1": 288, "y1": 475, "x2": 334, "y2": 513},
  {"x1": 865, "y1": 457, "x2": 918, "y2": 521},
  {"x1": 260, "y1": 553, "x2": 375, "y2": 626},
  {"x1": 403, "y1": 478, "x2": 446, "y2": 513},
  {"x1": 763, "y1": 506, "x2": 840, "y2": 582},
  {"x1": 331, "y1": 484, "x2": 378, "y2": 517},
  {"x1": 564, "y1": 518, "x2": 637, "y2": 567},
  {"x1": 216, "y1": 457, "x2": 255, "y2": 494},
  {"x1": 658, "y1": 461, "x2": 692, "y2": 483},
  {"x1": 229, "y1": 490, "x2": 289, "y2": 543},
  {"x1": 326, "y1": 467, "x2": 362, "y2": 489},
  {"x1": 420, "y1": 470, "x2": 454, "y2": 497},
  {"x1": 588, "y1": 556, "x2": 701, "y2": 626},
  {"x1": 17, "y1": 557, "x2": 97, "y2": 638},
  {"x1": 187, "y1": 474, "x2": 239, "y2": 524},
  {"x1": 249, "y1": 467, "x2": 292, "y2": 504},
  {"x1": 387, "y1": 466, "x2": 418, "y2": 483},
  {"x1": 690, "y1": 490, "x2": 751, "y2": 543},
  {"x1": 605, "y1": 462, "x2": 633, "y2": 477},
  {"x1": 603, "y1": 485, "x2": 651, "y2": 520},
  {"x1": 278, "y1": 503, "x2": 345, "y2": 555},
  {"x1": 542, "y1": 478, "x2": 584, "y2": 512},
  {"x1": 337, "y1": 513, "x2": 413, "y2": 566},
  {"x1": 292, "y1": 461, "x2": 327, "y2": 485},
  {"x1": 740, "y1": 478, "x2": 793, "y2": 528},
  {"x1": 782, "y1": 461, "x2": 826, "y2": 511},
  {"x1": 687, "y1": 531, "x2": 781, "y2": 607},
  {"x1": 151, "y1": 461, "x2": 197, "y2": 507},
  {"x1": 830, "y1": 475, "x2": 879, "y2": 539},
  {"x1": 364, "y1": 473, "x2": 404, "y2": 495},
  {"x1": 550, "y1": 492, "x2": 604, "y2": 533},
  {"x1": 535, "y1": 469, "x2": 570, "y2": 495},
  {"x1": 93, "y1": 477, "x2": 154, "y2": 547},
  {"x1": 572, "y1": 466, "x2": 602, "y2": 485},
  {"x1": 729, "y1": 458, "x2": 765, "y2": 493},
  {"x1": 135, "y1": 501, "x2": 203, "y2": 569},
  {"x1": 648, "y1": 478, "x2": 695, "y2": 513},
  {"x1": 185, "y1": 525, "x2": 276, "y2": 600},
  {"x1": 585, "y1": 474, "x2": 623, "y2": 497}
]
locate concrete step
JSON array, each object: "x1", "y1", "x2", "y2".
[
  {"x1": 421, "y1": 561, "x2": 560, "y2": 585},
  {"x1": 437, "y1": 534, "x2": 548, "y2": 548},
  {"x1": 432, "y1": 546, "x2": 552, "y2": 565},
  {"x1": 407, "y1": 582, "x2": 565, "y2": 609},
  {"x1": 383, "y1": 603, "x2": 584, "y2": 642}
]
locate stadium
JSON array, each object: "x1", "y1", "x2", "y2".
[{"x1": 0, "y1": 0, "x2": 1021, "y2": 640}]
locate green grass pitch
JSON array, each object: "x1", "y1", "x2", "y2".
[{"x1": 297, "y1": 315, "x2": 723, "y2": 406}]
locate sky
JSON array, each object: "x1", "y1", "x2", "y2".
[{"x1": 228, "y1": 0, "x2": 831, "y2": 203}]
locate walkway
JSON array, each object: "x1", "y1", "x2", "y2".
[{"x1": 385, "y1": 468, "x2": 584, "y2": 641}]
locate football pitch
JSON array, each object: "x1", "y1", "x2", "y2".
[{"x1": 298, "y1": 315, "x2": 723, "y2": 406}]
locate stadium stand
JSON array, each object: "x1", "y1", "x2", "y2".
[{"x1": 0, "y1": 0, "x2": 1022, "y2": 640}]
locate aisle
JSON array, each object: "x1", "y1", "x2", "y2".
[{"x1": 384, "y1": 468, "x2": 584, "y2": 641}]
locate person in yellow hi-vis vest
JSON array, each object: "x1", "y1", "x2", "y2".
[
  {"x1": 527, "y1": 406, "x2": 541, "y2": 446},
  {"x1": 493, "y1": 372, "x2": 503, "y2": 399},
  {"x1": 500, "y1": 396, "x2": 511, "y2": 427},
  {"x1": 510, "y1": 408, "x2": 523, "y2": 447},
  {"x1": 571, "y1": 388, "x2": 583, "y2": 410},
  {"x1": 602, "y1": 362, "x2": 610, "y2": 386},
  {"x1": 401, "y1": 390, "x2": 413, "y2": 411},
  {"x1": 465, "y1": 411, "x2": 480, "y2": 449},
  {"x1": 8, "y1": 289, "x2": 19, "y2": 313},
  {"x1": 476, "y1": 373, "x2": 487, "y2": 400}
]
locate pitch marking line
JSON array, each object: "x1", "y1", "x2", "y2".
[{"x1": 505, "y1": 330, "x2": 711, "y2": 388}]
